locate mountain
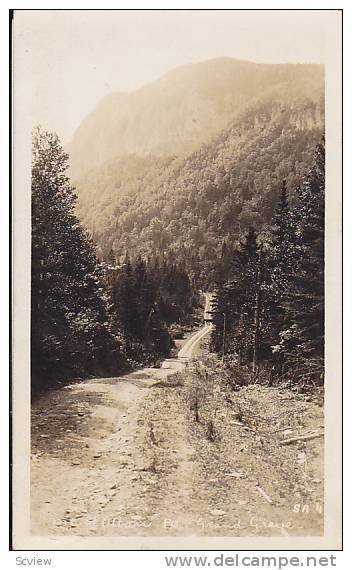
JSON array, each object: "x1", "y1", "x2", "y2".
[
  {"x1": 70, "y1": 58, "x2": 324, "y2": 285},
  {"x1": 68, "y1": 58, "x2": 324, "y2": 179}
]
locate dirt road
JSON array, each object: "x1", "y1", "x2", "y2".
[
  {"x1": 31, "y1": 322, "x2": 211, "y2": 536},
  {"x1": 31, "y1": 319, "x2": 324, "y2": 539}
]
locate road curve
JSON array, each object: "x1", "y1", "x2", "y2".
[
  {"x1": 162, "y1": 292, "x2": 213, "y2": 368},
  {"x1": 177, "y1": 323, "x2": 212, "y2": 359}
]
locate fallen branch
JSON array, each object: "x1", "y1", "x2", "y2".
[
  {"x1": 280, "y1": 432, "x2": 324, "y2": 445},
  {"x1": 271, "y1": 423, "x2": 324, "y2": 435},
  {"x1": 256, "y1": 485, "x2": 273, "y2": 504},
  {"x1": 271, "y1": 426, "x2": 294, "y2": 434},
  {"x1": 231, "y1": 421, "x2": 255, "y2": 432}
]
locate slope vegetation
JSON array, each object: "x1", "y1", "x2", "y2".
[{"x1": 74, "y1": 96, "x2": 324, "y2": 284}]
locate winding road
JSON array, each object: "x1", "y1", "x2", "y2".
[
  {"x1": 161, "y1": 292, "x2": 213, "y2": 368},
  {"x1": 30, "y1": 289, "x2": 324, "y2": 545},
  {"x1": 31, "y1": 294, "x2": 215, "y2": 539}
]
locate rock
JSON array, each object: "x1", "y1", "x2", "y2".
[
  {"x1": 297, "y1": 451, "x2": 307, "y2": 464},
  {"x1": 110, "y1": 484, "x2": 117, "y2": 489},
  {"x1": 227, "y1": 471, "x2": 245, "y2": 478},
  {"x1": 71, "y1": 459, "x2": 81, "y2": 465},
  {"x1": 210, "y1": 509, "x2": 226, "y2": 516}
]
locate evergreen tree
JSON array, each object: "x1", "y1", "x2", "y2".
[
  {"x1": 112, "y1": 256, "x2": 140, "y2": 342},
  {"x1": 265, "y1": 180, "x2": 298, "y2": 359},
  {"x1": 278, "y1": 139, "x2": 325, "y2": 385},
  {"x1": 212, "y1": 227, "x2": 262, "y2": 365},
  {"x1": 211, "y1": 139, "x2": 325, "y2": 389},
  {"x1": 31, "y1": 127, "x2": 121, "y2": 392}
]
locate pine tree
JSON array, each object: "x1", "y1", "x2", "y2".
[
  {"x1": 211, "y1": 227, "x2": 262, "y2": 365},
  {"x1": 31, "y1": 127, "x2": 121, "y2": 392},
  {"x1": 210, "y1": 140, "x2": 325, "y2": 390},
  {"x1": 112, "y1": 256, "x2": 140, "y2": 342},
  {"x1": 278, "y1": 139, "x2": 325, "y2": 385},
  {"x1": 265, "y1": 180, "x2": 298, "y2": 361}
]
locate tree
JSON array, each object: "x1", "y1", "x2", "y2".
[
  {"x1": 111, "y1": 255, "x2": 141, "y2": 342},
  {"x1": 212, "y1": 227, "x2": 263, "y2": 366},
  {"x1": 31, "y1": 127, "x2": 121, "y2": 393},
  {"x1": 211, "y1": 139, "x2": 325, "y2": 389},
  {"x1": 264, "y1": 180, "x2": 298, "y2": 358},
  {"x1": 279, "y1": 139, "x2": 325, "y2": 385}
]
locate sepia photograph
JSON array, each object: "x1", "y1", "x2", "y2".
[{"x1": 11, "y1": 9, "x2": 342, "y2": 551}]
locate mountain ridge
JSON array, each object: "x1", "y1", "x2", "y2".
[
  {"x1": 74, "y1": 94, "x2": 324, "y2": 285},
  {"x1": 68, "y1": 58, "x2": 324, "y2": 179}
]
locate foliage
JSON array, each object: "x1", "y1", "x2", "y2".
[
  {"x1": 211, "y1": 139, "x2": 325, "y2": 388},
  {"x1": 74, "y1": 99, "x2": 324, "y2": 287},
  {"x1": 104, "y1": 253, "x2": 200, "y2": 360},
  {"x1": 31, "y1": 127, "x2": 123, "y2": 394},
  {"x1": 31, "y1": 129, "x2": 201, "y2": 395}
]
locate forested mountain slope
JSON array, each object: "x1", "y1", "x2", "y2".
[
  {"x1": 68, "y1": 58, "x2": 324, "y2": 178},
  {"x1": 74, "y1": 94, "x2": 324, "y2": 285},
  {"x1": 32, "y1": 58, "x2": 326, "y2": 394}
]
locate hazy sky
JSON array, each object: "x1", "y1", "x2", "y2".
[{"x1": 14, "y1": 10, "x2": 332, "y2": 143}]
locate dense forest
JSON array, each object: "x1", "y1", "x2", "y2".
[
  {"x1": 74, "y1": 98, "x2": 323, "y2": 287},
  {"x1": 211, "y1": 139, "x2": 325, "y2": 389},
  {"x1": 31, "y1": 59, "x2": 326, "y2": 394},
  {"x1": 31, "y1": 128, "x2": 200, "y2": 395},
  {"x1": 32, "y1": 128, "x2": 324, "y2": 394}
]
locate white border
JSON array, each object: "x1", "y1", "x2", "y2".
[{"x1": 1, "y1": 0, "x2": 350, "y2": 567}]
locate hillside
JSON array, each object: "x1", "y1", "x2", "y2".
[
  {"x1": 74, "y1": 95, "x2": 324, "y2": 285},
  {"x1": 31, "y1": 54, "x2": 327, "y2": 543},
  {"x1": 68, "y1": 58, "x2": 324, "y2": 179}
]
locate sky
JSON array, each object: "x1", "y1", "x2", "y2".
[{"x1": 13, "y1": 9, "x2": 333, "y2": 143}]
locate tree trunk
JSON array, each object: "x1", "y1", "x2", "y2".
[{"x1": 252, "y1": 250, "x2": 262, "y2": 374}]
